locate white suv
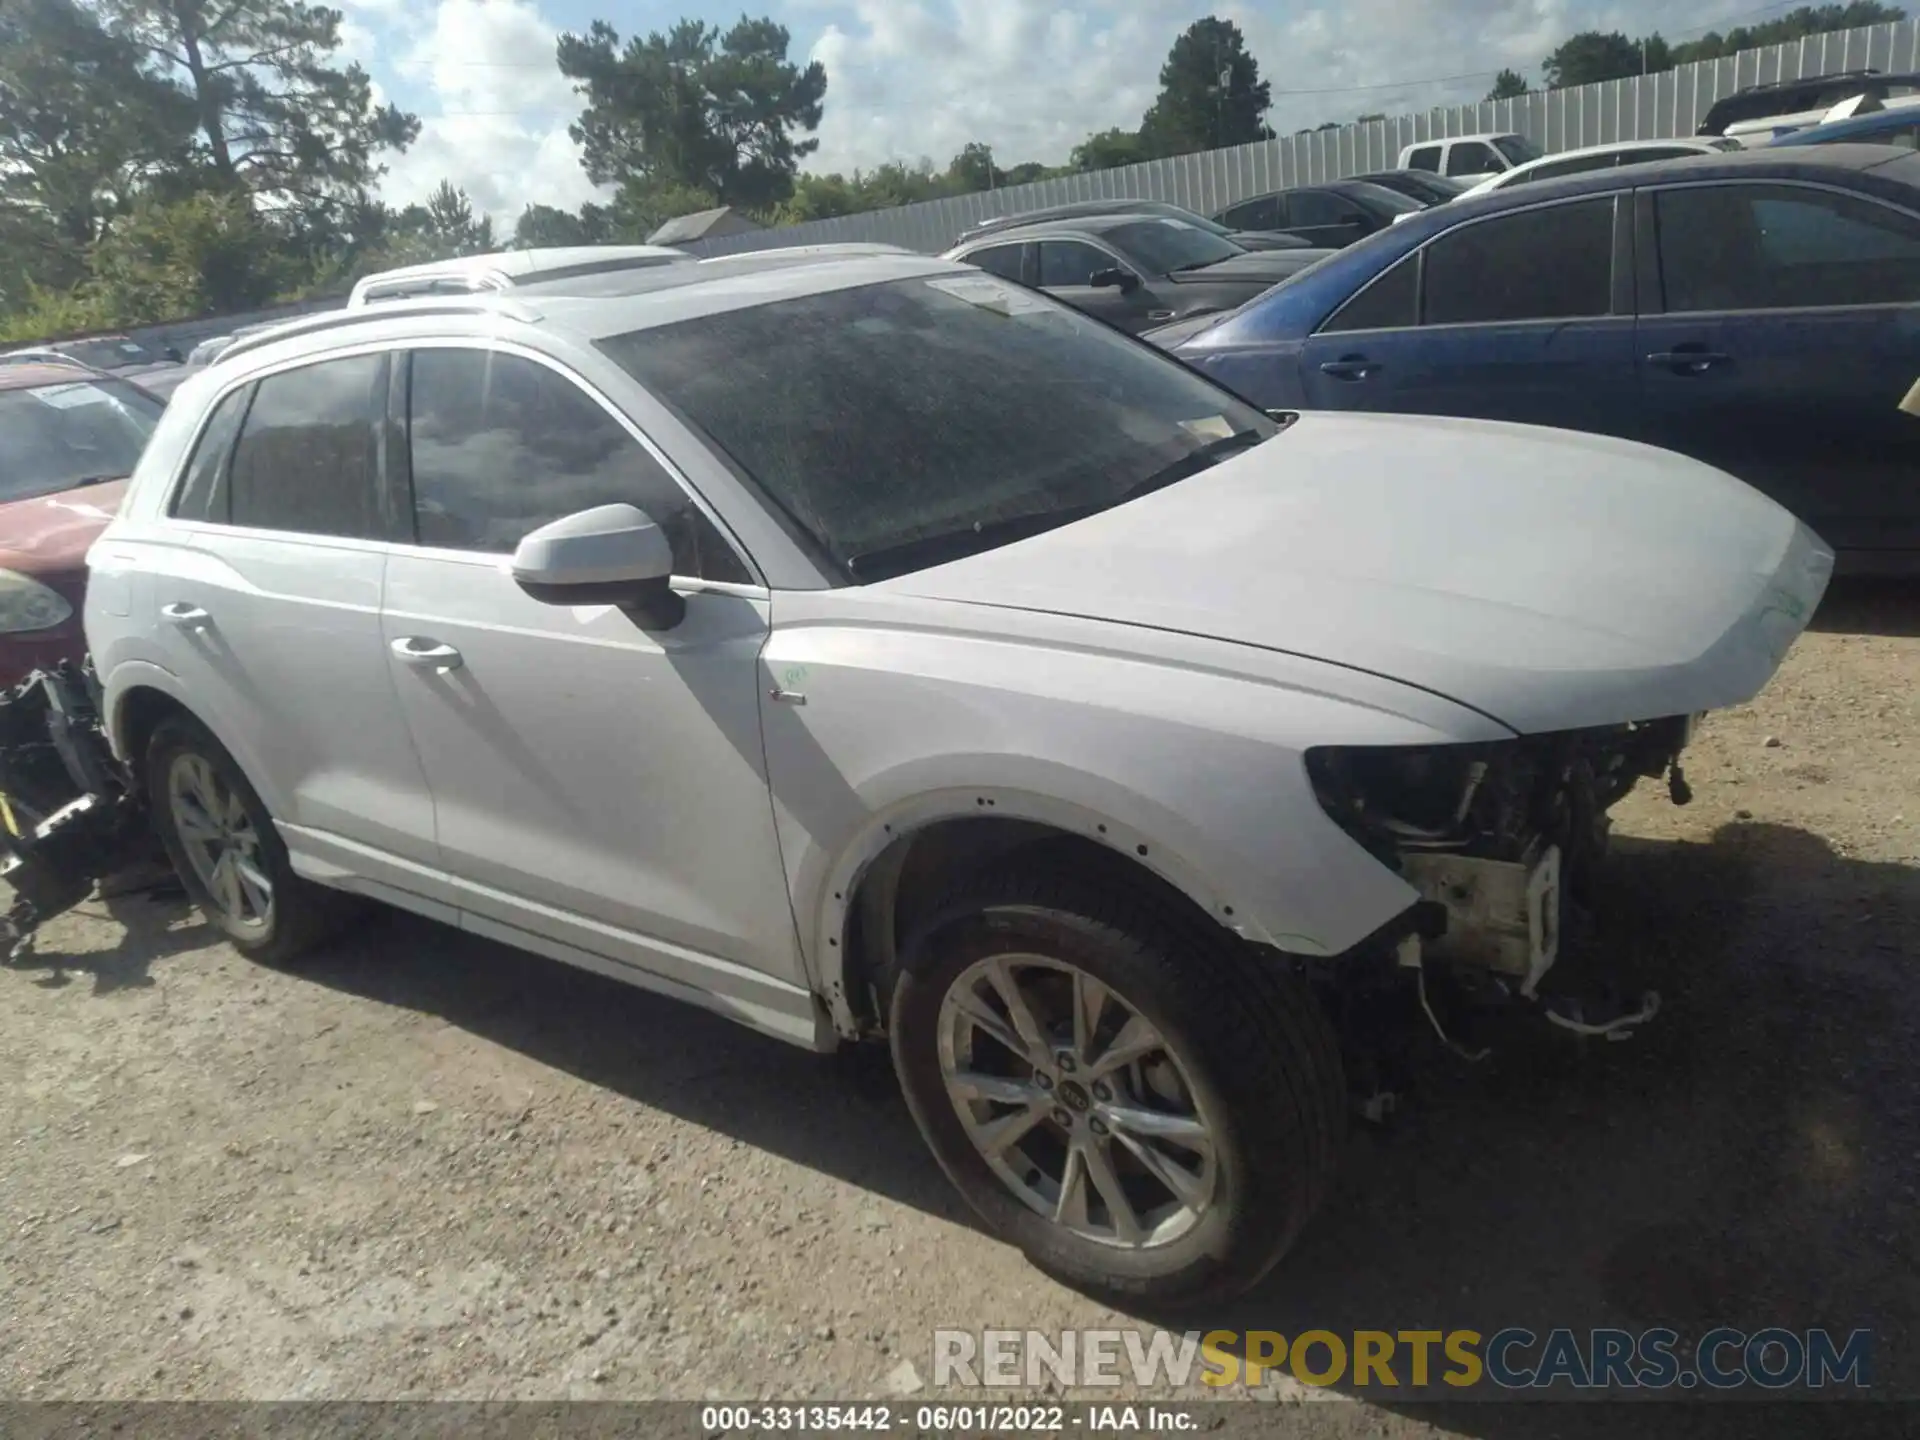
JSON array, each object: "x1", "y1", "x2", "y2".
[{"x1": 85, "y1": 250, "x2": 1831, "y2": 1304}]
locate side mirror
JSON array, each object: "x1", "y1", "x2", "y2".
[
  {"x1": 1090, "y1": 267, "x2": 1140, "y2": 293},
  {"x1": 163, "y1": 346, "x2": 184, "y2": 363},
  {"x1": 511, "y1": 502, "x2": 684, "y2": 630}
]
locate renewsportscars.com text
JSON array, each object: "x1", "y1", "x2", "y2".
[{"x1": 932, "y1": 1327, "x2": 1872, "y2": 1392}]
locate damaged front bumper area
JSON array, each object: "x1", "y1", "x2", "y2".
[{"x1": 1306, "y1": 715, "x2": 1696, "y2": 997}]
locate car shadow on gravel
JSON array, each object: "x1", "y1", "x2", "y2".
[
  {"x1": 1187, "y1": 820, "x2": 1920, "y2": 1422},
  {"x1": 289, "y1": 903, "x2": 973, "y2": 1225},
  {"x1": 5, "y1": 887, "x2": 209, "y2": 995},
  {"x1": 272, "y1": 819, "x2": 1917, "y2": 1420},
  {"x1": 1811, "y1": 577, "x2": 1920, "y2": 638}
]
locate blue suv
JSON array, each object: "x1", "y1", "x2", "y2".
[{"x1": 1152, "y1": 144, "x2": 1920, "y2": 575}]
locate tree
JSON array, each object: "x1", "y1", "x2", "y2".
[
  {"x1": 1139, "y1": 17, "x2": 1273, "y2": 156},
  {"x1": 513, "y1": 201, "x2": 620, "y2": 249},
  {"x1": 1485, "y1": 68, "x2": 1530, "y2": 101},
  {"x1": 1543, "y1": 31, "x2": 1649, "y2": 88},
  {"x1": 945, "y1": 142, "x2": 1003, "y2": 193},
  {"x1": 85, "y1": 189, "x2": 284, "y2": 320},
  {"x1": 422, "y1": 180, "x2": 494, "y2": 254},
  {"x1": 1356, "y1": 112, "x2": 1387, "y2": 124},
  {"x1": 97, "y1": 0, "x2": 417, "y2": 221},
  {"x1": 1668, "y1": 3, "x2": 1903, "y2": 64},
  {"x1": 557, "y1": 15, "x2": 826, "y2": 214},
  {"x1": 1069, "y1": 126, "x2": 1151, "y2": 172},
  {"x1": 0, "y1": 0, "x2": 194, "y2": 281}
]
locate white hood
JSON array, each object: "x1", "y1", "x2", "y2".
[{"x1": 882, "y1": 412, "x2": 1834, "y2": 735}]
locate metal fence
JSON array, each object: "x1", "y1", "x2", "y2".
[{"x1": 684, "y1": 18, "x2": 1920, "y2": 259}]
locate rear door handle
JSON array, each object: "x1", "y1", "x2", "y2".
[
  {"x1": 390, "y1": 636, "x2": 464, "y2": 673},
  {"x1": 1319, "y1": 356, "x2": 1381, "y2": 380},
  {"x1": 1147, "y1": 309, "x2": 1176, "y2": 321},
  {"x1": 1646, "y1": 349, "x2": 1730, "y2": 374},
  {"x1": 160, "y1": 602, "x2": 210, "y2": 630}
]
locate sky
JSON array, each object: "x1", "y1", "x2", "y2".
[{"x1": 335, "y1": 0, "x2": 1806, "y2": 224}]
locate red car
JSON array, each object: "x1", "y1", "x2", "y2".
[{"x1": 0, "y1": 361, "x2": 165, "y2": 688}]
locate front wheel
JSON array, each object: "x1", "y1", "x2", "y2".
[{"x1": 890, "y1": 861, "x2": 1345, "y2": 1306}]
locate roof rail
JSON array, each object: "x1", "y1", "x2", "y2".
[
  {"x1": 216, "y1": 295, "x2": 541, "y2": 367},
  {"x1": 0, "y1": 351, "x2": 97, "y2": 374}
]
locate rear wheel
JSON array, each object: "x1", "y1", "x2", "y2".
[
  {"x1": 890, "y1": 860, "x2": 1345, "y2": 1306},
  {"x1": 146, "y1": 717, "x2": 352, "y2": 965}
]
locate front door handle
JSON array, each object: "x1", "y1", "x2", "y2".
[
  {"x1": 160, "y1": 602, "x2": 210, "y2": 630},
  {"x1": 390, "y1": 636, "x2": 464, "y2": 673},
  {"x1": 1147, "y1": 309, "x2": 1176, "y2": 321},
  {"x1": 1319, "y1": 356, "x2": 1381, "y2": 380},
  {"x1": 1646, "y1": 348, "x2": 1730, "y2": 375}
]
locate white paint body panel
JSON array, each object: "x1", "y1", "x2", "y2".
[
  {"x1": 881, "y1": 412, "x2": 1834, "y2": 737},
  {"x1": 85, "y1": 282, "x2": 1829, "y2": 1053}
]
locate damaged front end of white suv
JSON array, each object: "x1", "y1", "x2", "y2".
[{"x1": 1306, "y1": 716, "x2": 1695, "y2": 1035}]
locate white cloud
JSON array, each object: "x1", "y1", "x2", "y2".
[
  {"x1": 366, "y1": 0, "x2": 607, "y2": 226},
  {"x1": 349, "y1": 0, "x2": 1796, "y2": 217},
  {"x1": 802, "y1": 0, "x2": 1770, "y2": 175}
]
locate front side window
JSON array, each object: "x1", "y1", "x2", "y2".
[
  {"x1": 227, "y1": 353, "x2": 386, "y2": 538},
  {"x1": 1287, "y1": 191, "x2": 1352, "y2": 227},
  {"x1": 405, "y1": 348, "x2": 749, "y2": 582},
  {"x1": 1654, "y1": 183, "x2": 1920, "y2": 311},
  {"x1": 1319, "y1": 253, "x2": 1419, "y2": 333},
  {"x1": 1493, "y1": 135, "x2": 1542, "y2": 165},
  {"x1": 1422, "y1": 198, "x2": 1614, "y2": 324},
  {"x1": 599, "y1": 275, "x2": 1277, "y2": 582},
  {"x1": 964, "y1": 243, "x2": 1026, "y2": 281},
  {"x1": 1104, "y1": 219, "x2": 1240, "y2": 275},
  {"x1": 0, "y1": 376, "x2": 163, "y2": 503},
  {"x1": 1038, "y1": 240, "x2": 1119, "y2": 288},
  {"x1": 1446, "y1": 142, "x2": 1500, "y2": 176}
]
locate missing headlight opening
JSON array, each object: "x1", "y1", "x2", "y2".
[{"x1": 1307, "y1": 716, "x2": 1695, "y2": 1032}]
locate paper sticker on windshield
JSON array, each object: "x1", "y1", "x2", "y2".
[
  {"x1": 30, "y1": 383, "x2": 109, "y2": 410},
  {"x1": 925, "y1": 274, "x2": 1053, "y2": 316},
  {"x1": 1179, "y1": 414, "x2": 1237, "y2": 442}
]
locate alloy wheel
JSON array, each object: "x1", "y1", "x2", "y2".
[
  {"x1": 936, "y1": 953, "x2": 1218, "y2": 1248},
  {"x1": 167, "y1": 751, "x2": 273, "y2": 930}
]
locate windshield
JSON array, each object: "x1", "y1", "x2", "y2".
[
  {"x1": 600, "y1": 274, "x2": 1276, "y2": 581},
  {"x1": 0, "y1": 377, "x2": 164, "y2": 501},
  {"x1": 1105, "y1": 219, "x2": 1242, "y2": 274},
  {"x1": 1493, "y1": 134, "x2": 1542, "y2": 165},
  {"x1": 54, "y1": 337, "x2": 157, "y2": 370}
]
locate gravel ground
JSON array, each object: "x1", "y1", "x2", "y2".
[{"x1": 1, "y1": 582, "x2": 1915, "y2": 1434}]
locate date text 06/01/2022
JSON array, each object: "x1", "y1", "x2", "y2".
[{"x1": 698, "y1": 1404, "x2": 1194, "y2": 1432}]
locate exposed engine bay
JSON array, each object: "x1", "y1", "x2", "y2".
[{"x1": 1307, "y1": 716, "x2": 1695, "y2": 1027}]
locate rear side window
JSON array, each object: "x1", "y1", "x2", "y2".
[
  {"x1": 1406, "y1": 145, "x2": 1441, "y2": 172},
  {"x1": 1320, "y1": 253, "x2": 1419, "y2": 333},
  {"x1": 1654, "y1": 183, "x2": 1920, "y2": 310},
  {"x1": 227, "y1": 354, "x2": 385, "y2": 538},
  {"x1": 1221, "y1": 196, "x2": 1283, "y2": 230},
  {"x1": 170, "y1": 385, "x2": 251, "y2": 520},
  {"x1": 404, "y1": 347, "x2": 749, "y2": 582},
  {"x1": 1423, "y1": 198, "x2": 1615, "y2": 324},
  {"x1": 965, "y1": 244, "x2": 1027, "y2": 282}
]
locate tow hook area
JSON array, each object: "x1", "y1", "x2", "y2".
[{"x1": 1388, "y1": 841, "x2": 1662, "y2": 1060}]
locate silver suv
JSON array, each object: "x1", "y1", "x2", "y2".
[{"x1": 84, "y1": 249, "x2": 1828, "y2": 1303}]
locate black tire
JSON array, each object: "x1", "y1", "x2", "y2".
[
  {"x1": 890, "y1": 859, "x2": 1346, "y2": 1307},
  {"x1": 145, "y1": 715, "x2": 353, "y2": 966}
]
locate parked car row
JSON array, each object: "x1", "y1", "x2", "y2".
[{"x1": 1147, "y1": 143, "x2": 1920, "y2": 576}]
